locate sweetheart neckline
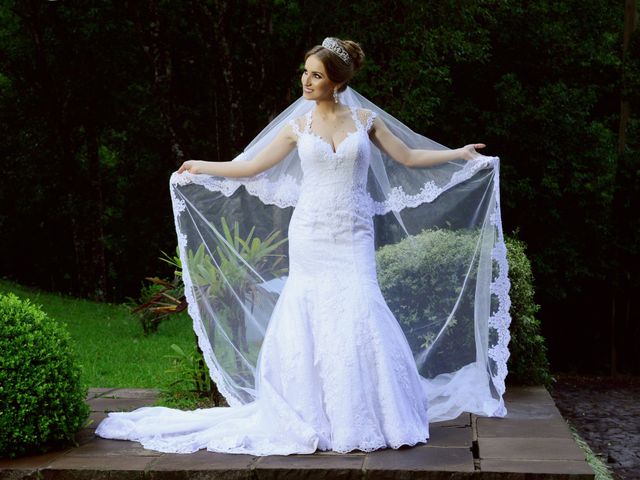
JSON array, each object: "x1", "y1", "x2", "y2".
[{"x1": 303, "y1": 129, "x2": 360, "y2": 155}]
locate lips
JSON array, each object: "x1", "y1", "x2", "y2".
[{"x1": 303, "y1": 87, "x2": 313, "y2": 93}]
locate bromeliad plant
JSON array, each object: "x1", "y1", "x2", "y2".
[{"x1": 128, "y1": 248, "x2": 187, "y2": 335}]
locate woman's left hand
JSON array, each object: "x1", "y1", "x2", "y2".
[{"x1": 459, "y1": 143, "x2": 486, "y2": 161}]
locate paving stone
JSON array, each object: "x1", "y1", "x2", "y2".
[
  {"x1": 313, "y1": 449, "x2": 366, "y2": 456},
  {"x1": 147, "y1": 450, "x2": 257, "y2": 480},
  {"x1": 104, "y1": 388, "x2": 160, "y2": 399},
  {"x1": 148, "y1": 470, "x2": 254, "y2": 480},
  {"x1": 502, "y1": 400, "x2": 564, "y2": 420},
  {"x1": 86, "y1": 411, "x2": 108, "y2": 427},
  {"x1": 44, "y1": 454, "x2": 152, "y2": 476},
  {"x1": 503, "y1": 385, "x2": 556, "y2": 405},
  {"x1": 481, "y1": 459, "x2": 594, "y2": 477},
  {"x1": 41, "y1": 470, "x2": 145, "y2": 480},
  {"x1": 431, "y1": 413, "x2": 472, "y2": 428},
  {"x1": 74, "y1": 428, "x2": 98, "y2": 447},
  {"x1": 479, "y1": 437, "x2": 587, "y2": 461},
  {"x1": 66, "y1": 437, "x2": 162, "y2": 457},
  {"x1": 364, "y1": 445, "x2": 474, "y2": 474},
  {"x1": 87, "y1": 396, "x2": 154, "y2": 412},
  {"x1": 427, "y1": 424, "x2": 473, "y2": 447},
  {"x1": 476, "y1": 417, "x2": 573, "y2": 438},
  {"x1": 85, "y1": 388, "x2": 119, "y2": 400},
  {"x1": 0, "y1": 449, "x2": 68, "y2": 471},
  {"x1": 254, "y1": 454, "x2": 363, "y2": 480}
]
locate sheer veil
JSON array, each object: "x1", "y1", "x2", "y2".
[{"x1": 169, "y1": 86, "x2": 511, "y2": 422}]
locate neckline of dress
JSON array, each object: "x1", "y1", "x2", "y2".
[{"x1": 306, "y1": 106, "x2": 361, "y2": 154}]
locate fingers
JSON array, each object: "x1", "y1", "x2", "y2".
[{"x1": 475, "y1": 143, "x2": 486, "y2": 149}]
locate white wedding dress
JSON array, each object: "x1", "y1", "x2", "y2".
[{"x1": 96, "y1": 106, "x2": 431, "y2": 455}]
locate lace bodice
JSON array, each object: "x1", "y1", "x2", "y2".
[{"x1": 289, "y1": 107, "x2": 377, "y2": 217}]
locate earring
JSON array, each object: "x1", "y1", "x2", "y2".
[{"x1": 333, "y1": 89, "x2": 339, "y2": 104}]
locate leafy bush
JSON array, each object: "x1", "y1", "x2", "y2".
[
  {"x1": 376, "y1": 229, "x2": 551, "y2": 385},
  {"x1": 504, "y1": 236, "x2": 551, "y2": 385},
  {"x1": 377, "y1": 229, "x2": 479, "y2": 377},
  {"x1": 0, "y1": 292, "x2": 89, "y2": 458}
]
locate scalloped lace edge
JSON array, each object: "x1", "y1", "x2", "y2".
[{"x1": 487, "y1": 160, "x2": 512, "y2": 410}]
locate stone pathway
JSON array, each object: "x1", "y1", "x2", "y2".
[
  {"x1": 0, "y1": 386, "x2": 595, "y2": 479},
  {"x1": 550, "y1": 375, "x2": 640, "y2": 480}
]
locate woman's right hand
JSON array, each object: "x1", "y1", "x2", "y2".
[{"x1": 177, "y1": 160, "x2": 205, "y2": 174}]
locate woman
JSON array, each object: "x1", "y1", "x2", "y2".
[{"x1": 96, "y1": 37, "x2": 510, "y2": 456}]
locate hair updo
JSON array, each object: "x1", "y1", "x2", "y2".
[{"x1": 305, "y1": 38, "x2": 365, "y2": 92}]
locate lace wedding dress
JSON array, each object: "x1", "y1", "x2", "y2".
[
  {"x1": 95, "y1": 106, "x2": 431, "y2": 455},
  {"x1": 96, "y1": 84, "x2": 512, "y2": 456}
]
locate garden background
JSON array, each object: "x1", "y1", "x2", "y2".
[{"x1": 0, "y1": 0, "x2": 638, "y2": 376}]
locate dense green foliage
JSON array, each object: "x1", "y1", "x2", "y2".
[
  {"x1": 0, "y1": 1, "x2": 637, "y2": 373},
  {"x1": 377, "y1": 230, "x2": 478, "y2": 377},
  {"x1": 504, "y1": 236, "x2": 551, "y2": 385},
  {"x1": 0, "y1": 292, "x2": 89, "y2": 458},
  {"x1": 376, "y1": 229, "x2": 550, "y2": 384}
]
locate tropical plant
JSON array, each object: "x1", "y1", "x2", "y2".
[
  {"x1": 192, "y1": 217, "x2": 288, "y2": 374},
  {"x1": 161, "y1": 343, "x2": 226, "y2": 408}
]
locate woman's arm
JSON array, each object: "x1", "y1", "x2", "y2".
[
  {"x1": 369, "y1": 116, "x2": 485, "y2": 168},
  {"x1": 177, "y1": 123, "x2": 297, "y2": 177}
]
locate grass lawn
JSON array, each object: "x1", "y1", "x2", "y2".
[{"x1": 0, "y1": 277, "x2": 196, "y2": 389}]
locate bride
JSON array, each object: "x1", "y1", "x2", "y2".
[{"x1": 96, "y1": 37, "x2": 511, "y2": 456}]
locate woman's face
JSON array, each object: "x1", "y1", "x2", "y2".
[{"x1": 301, "y1": 54, "x2": 336, "y2": 101}]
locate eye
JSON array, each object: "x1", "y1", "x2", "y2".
[{"x1": 314, "y1": 74, "x2": 321, "y2": 79}]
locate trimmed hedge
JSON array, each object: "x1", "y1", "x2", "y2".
[
  {"x1": 0, "y1": 292, "x2": 89, "y2": 458},
  {"x1": 376, "y1": 229, "x2": 550, "y2": 386}
]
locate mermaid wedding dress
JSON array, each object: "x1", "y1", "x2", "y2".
[
  {"x1": 96, "y1": 87, "x2": 512, "y2": 456},
  {"x1": 96, "y1": 107, "x2": 431, "y2": 455}
]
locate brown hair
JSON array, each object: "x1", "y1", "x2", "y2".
[{"x1": 304, "y1": 38, "x2": 365, "y2": 92}]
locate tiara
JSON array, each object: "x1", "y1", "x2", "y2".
[{"x1": 321, "y1": 37, "x2": 352, "y2": 65}]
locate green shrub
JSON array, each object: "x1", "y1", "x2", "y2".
[
  {"x1": 377, "y1": 229, "x2": 479, "y2": 377},
  {"x1": 375, "y1": 229, "x2": 551, "y2": 385},
  {"x1": 0, "y1": 292, "x2": 89, "y2": 458},
  {"x1": 504, "y1": 236, "x2": 551, "y2": 385}
]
